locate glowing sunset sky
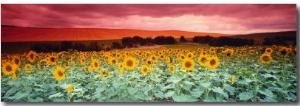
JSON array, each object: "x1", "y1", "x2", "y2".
[{"x1": 1, "y1": 4, "x2": 297, "y2": 34}]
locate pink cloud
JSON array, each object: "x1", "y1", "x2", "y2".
[{"x1": 1, "y1": 4, "x2": 297, "y2": 34}]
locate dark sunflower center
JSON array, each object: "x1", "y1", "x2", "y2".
[
  {"x1": 30, "y1": 54, "x2": 34, "y2": 59},
  {"x1": 6, "y1": 65, "x2": 12, "y2": 72},
  {"x1": 112, "y1": 60, "x2": 116, "y2": 64},
  {"x1": 50, "y1": 57, "x2": 55, "y2": 62},
  {"x1": 82, "y1": 59, "x2": 85, "y2": 63},
  {"x1": 201, "y1": 57, "x2": 206, "y2": 62},
  {"x1": 181, "y1": 56, "x2": 185, "y2": 60},
  {"x1": 58, "y1": 71, "x2": 63, "y2": 76},
  {"x1": 94, "y1": 62, "x2": 98, "y2": 67},
  {"x1": 127, "y1": 60, "x2": 133, "y2": 67},
  {"x1": 262, "y1": 56, "x2": 270, "y2": 61},
  {"x1": 170, "y1": 67, "x2": 174, "y2": 71},
  {"x1": 267, "y1": 49, "x2": 271, "y2": 52},
  {"x1": 152, "y1": 57, "x2": 156, "y2": 60},
  {"x1": 103, "y1": 72, "x2": 108, "y2": 77},
  {"x1": 185, "y1": 61, "x2": 192, "y2": 68},
  {"x1": 15, "y1": 59, "x2": 20, "y2": 64},
  {"x1": 281, "y1": 50, "x2": 287, "y2": 55},
  {"x1": 147, "y1": 61, "x2": 152, "y2": 65},
  {"x1": 210, "y1": 59, "x2": 216, "y2": 65},
  {"x1": 188, "y1": 54, "x2": 192, "y2": 58},
  {"x1": 227, "y1": 53, "x2": 231, "y2": 57},
  {"x1": 143, "y1": 68, "x2": 148, "y2": 72}
]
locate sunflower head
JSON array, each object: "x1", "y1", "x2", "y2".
[
  {"x1": 24, "y1": 63, "x2": 34, "y2": 74},
  {"x1": 2, "y1": 62, "x2": 17, "y2": 76},
  {"x1": 280, "y1": 47, "x2": 288, "y2": 56},
  {"x1": 91, "y1": 59, "x2": 100, "y2": 71},
  {"x1": 260, "y1": 54, "x2": 272, "y2": 65},
  {"x1": 47, "y1": 56, "x2": 57, "y2": 66},
  {"x1": 84, "y1": 66, "x2": 90, "y2": 74},
  {"x1": 150, "y1": 55, "x2": 157, "y2": 62},
  {"x1": 53, "y1": 66, "x2": 66, "y2": 82},
  {"x1": 123, "y1": 57, "x2": 138, "y2": 70},
  {"x1": 99, "y1": 70, "x2": 110, "y2": 78},
  {"x1": 206, "y1": 56, "x2": 220, "y2": 70},
  {"x1": 265, "y1": 48, "x2": 273, "y2": 54},
  {"x1": 182, "y1": 58, "x2": 195, "y2": 71},
  {"x1": 186, "y1": 52, "x2": 194, "y2": 59},
  {"x1": 26, "y1": 50, "x2": 37, "y2": 63},
  {"x1": 11, "y1": 55, "x2": 21, "y2": 66},
  {"x1": 197, "y1": 55, "x2": 208, "y2": 67},
  {"x1": 165, "y1": 56, "x2": 171, "y2": 64},
  {"x1": 141, "y1": 65, "x2": 150, "y2": 75},
  {"x1": 108, "y1": 57, "x2": 118, "y2": 65},
  {"x1": 80, "y1": 57, "x2": 86, "y2": 65},
  {"x1": 67, "y1": 85, "x2": 73, "y2": 94},
  {"x1": 168, "y1": 65, "x2": 175, "y2": 73}
]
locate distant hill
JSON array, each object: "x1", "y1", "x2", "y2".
[
  {"x1": 230, "y1": 31, "x2": 297, "y2": 44},
  {"x1": 1, "y1": 27, "x2": 228, "y2": 42}
]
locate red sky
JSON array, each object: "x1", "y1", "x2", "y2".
[{"x1": 1, "y1": 4, "x2": 297, "y2": 34}]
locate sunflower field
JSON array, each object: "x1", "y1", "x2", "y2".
[{"x1": 1, "y1": 45, "x2": 297, "y2": 102}]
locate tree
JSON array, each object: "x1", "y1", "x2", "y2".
[{"x1": 180, "y1": 36, "x2": 186, "y2": 42}]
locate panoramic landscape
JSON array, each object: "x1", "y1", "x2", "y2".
[{"x1": 1, "y1": 4, "x2": 297, "y2": 102}]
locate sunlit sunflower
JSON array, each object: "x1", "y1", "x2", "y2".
[
  {"x1": 142, "y1": 58, "x2": 147, "y2": 64},
  {"x1": 260, "y1": 54, "x2": 272, "y2": 65},
  {"x1": 264, "y1": 48, "x2": 273, "y2": 54},
  {"x1": 80, "y1": 57, "x2": 86, "y2": 65},
  {"x1": 225, "y1": 49, "x2": 234, "y2": 57},
  {"x1": 2, "y1": 62, "x2": 17, "y2": 76},
  {"x1": 83, "y1": 66, "x2": 90, "y2": 74},
  {"x1": 53, "y1": 66, "x2": 66, "y2": 82},
  {"x1": 159, "y1": 55, "x2": 165, "y2": 60},
  {"x1": 47, "y1": 56, "x2": 57, "y2": 66},
  {"x1": 186, "y1": 52, "x2": 194, "y2": 59},
  {"x1": 182, "y1": 58, "x2": 195, "y2": 71},
  {"x1": 179, "y1": 54, "x2": 185, "y2": 60},
  {"x1": 209, "y1": 47, "x2": 216, "y2": 54},
  {"x1": 165, "y1": 56, "x2": 171, "y2": 64},
  {"x1": 24, "y1": 63, "x2": 34, "y2": 74},
  {"x1": 279, "y1": 47, "x2": 288, "y2": 56},
  {"x1": 67, "y1": 85, "x2": 73, "y2": 94},
  {"x1": 118, "y1": 63, "x2": 124, "y2": 74},
  {"x1": 150, "y1": 55, "x2": 157, "y2": 63},
  {"x1": 123, "y1": 57, "x2": 138, "y2": 70},
  {"x1": 146, "y1": 59, "x2": 153, "y2": 67},
  {"x1": 197, "y1": 55, "x2": 208, "y2": 67},
  {"x1": 140, "y1": 65, "x2": 150, "y2": 75},
  {"x1": 200, "y1": 51, "x2": 207, "y2": 56},
  {"x1": 108, "y1": 57, "x2": 118, "y2": 66},
  {"x1": 26, "y1": 50, "x2": 37, "y2": 63},
  {"x1": 11, "y1": 55, "x2": 21, "y2": 67},
  {"x1": 168, "y1": 65, "x2": 175, "y2": 73},
  {"x1": 90, "y1": 59, "x2": 100, "y2": 71},
  {"x1": 231, "y1": 75, "x2": 235, "y2": 85},
  {"x1": 99, "y1": 70, "x2": 110, "y2": 78},
  {"x1": 206, "y1": 56, "x2": 220, "y2": 70}
]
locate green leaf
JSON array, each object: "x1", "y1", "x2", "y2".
[
  {"x1": 239, "y1": 91, "x2": 253, "y2": 101},
  {"x1": 184, "y1": 81, "x2": 195, "y2": 85},
  {"x1": 287, "y1": 92, "x2": 297, "y2": 101},
  {"x1": 172, "y1": 94, "x2": 198, "y2": 102},
  {"x1": 165, "y1": 91, "x2": 175, "y2": 98},
  {"x1": 258, "y1": 89, "x2": 274, "y2": 98},
  {"x1": 28, "y1": 97, "x2": 43, "y2": 102},
  {"x1": 203, "y1": 94, "x2": 217, "y2": 102},
  {"x1": 212, "y1": 87, "x2": 228, "y2": 99},
  {"x1": 4, "y1": 87, "x2": 18, "y2": 97},
  {"x1": 161, "y1": 84, "x2": 174, "y2": 91},
  {"x1": 191, "y1": 88, "x2": 204, "y2": 98},
  {"x1": 48, "y1": 92, "x2": 64, "y2": 99},
  {"x1": 154, "y1": 91, "x2": 164, "y2": 99},
  {"x1": 224, "y1": 84, "x2": 235, "y2": 95},
  {"x1": 200, "y1": 82, "x2": 211, "y2": 88},
  {"x1": 128, "y1": 87, "x2": 137, "y2": 95}
]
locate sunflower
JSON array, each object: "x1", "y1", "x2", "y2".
[
  {"x1": 108, "y1": 57, "x2": 118, "y2": 66},
  {"x1": 179, "y1": 54, "x2": 185, "y2": 60},
  {"x1": 206, "y1": 56, "x2": 220, "y2": 70},
  {"x1": 118, "y1": 63, "x2": 124, "y2": 75},
  {"x1": 140, "y1": 65, "x2": 150, "y2": 75},
  {"x1": 99, "y1": 70, "x2": 110, "y2": 78},
  {"x1": 197, "y1": 55, "x2": 208, "y2": 67},
  {"x1": 150, "y1": 55, "x2": 157, "y2": 63},
  {"x1": 26, "y1": 50, "x2": 37, "y2": 63},
  {"x1": 123, "y1": 57, "x2": 138, "y2": 70},
  {"x1": 47, "y1": 56, "x2": 57, "y2": 66},
  {"x1": 90, "y1": 59, "x2": 100, "y2": 71},
  {"x1": 165, "y1": 56, "x2": 171, "y2": 64},
  {"x1": 260, "y1": 54, "x2": 272, "y2": 65},
  {"x1": 209, "y1": 47, "x2": 216, "y2": 54},
  {"x1": 159, "y1": 55, "x2": 165, "y2": 60},
  {"x1": 11, "y1": 55, "x2": 21, "y2": 67},
  {"x1": 264, "y1": 48, "x2": 273, "y2": 54},
  {"x1": 67, "y1": 85, "x2": 73, "y2": 94},
  {"x1": 182, "y1": 58, "x2": 195, "y2": 71},
  {"x1": 279, "y1": 47, "x2": 288, "y2": 56},
  {"x1": 231, "y1": 75, "x2": 235, "y2": 85},
  {"x1": 186, "y1": 52, "x2": 194, "y2": 59},
  {"x1": 80, "y1": 57, "x2": 86, "y2": 65},
  {"x1": 225, "y1": 49, "x2": 234, "y2": 57},
  {"x1": 249, "y1": 50, "x2": 255, "y2": 55},
  {"x1": 53, "y1": 66, "x2": 66, "y2": 82},
  {"x1": 83, "y1": 66, "x2": 90, "y2": 74},
  {"x1": 200, "y1": 51, "x2": 207, "y2": 55},
  {"x1": 168, "y1": 65, "x2": 175, "y2": 73},
  {"x1": 2, "y1": 62, "x2": 17, "y2": 76},
  {"x1": 146, "y1": 59, "x2": 153, "y2": 67},
  {"x1": 24, "y1": 63, "x2": 34, "y2": 74},
  {"x1": 12, "y1": 73, "x2": 17, "y2": 80}
]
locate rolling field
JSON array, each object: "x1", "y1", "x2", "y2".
[{"x1": 1, "y1": 44, "x2": 297, "y2": 102}]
